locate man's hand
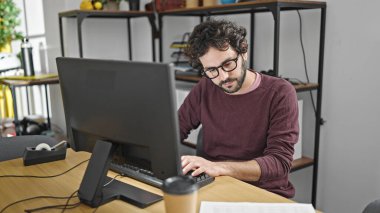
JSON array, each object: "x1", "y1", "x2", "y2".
[
  {"x1": 181, "y1": 155, "x2": 262, "y2": 181},
  {"x1": 181, "y1": 155, "x2": 224, "y2": 177}
]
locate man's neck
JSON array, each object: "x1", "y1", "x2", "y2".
[{"x1": 229, "y1": 70, "x2": 256, "y2": 95}]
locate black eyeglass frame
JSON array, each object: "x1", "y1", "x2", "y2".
[{"x1": 201, "y1": 54, "x2": 241, "y2": 79}]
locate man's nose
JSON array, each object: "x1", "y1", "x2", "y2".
[{"x1": 218, "y1": 67, "x2": 231, "y2": 81}]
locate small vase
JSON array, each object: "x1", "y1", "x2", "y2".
[
  {"x1": 119, "y1": 0, "x2": 130, "y2": 10},
  {"x1": 104, "y1": 1, "x2": 119, "y2": 11}
]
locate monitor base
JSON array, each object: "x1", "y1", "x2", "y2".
[{"x1": 78, "y1": 140, "x2": 162, "y2": 208}]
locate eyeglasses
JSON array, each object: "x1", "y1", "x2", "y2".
[{"x1": 202, "y1": 55, "x2": 240, "y2": 79}]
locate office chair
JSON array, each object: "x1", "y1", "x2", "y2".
[
  {"x1": 363, "y1": 199, "x2": 380, "y2": 213},
  {"x1": 0, "y1": 135, "x2": 58, "y2": 162},
  {"x1": 196, "y1": 127, "x2": 205, "y2": 157},
  {"x1": 180, "y1": 127, "x2": 204, "y2": 157}
]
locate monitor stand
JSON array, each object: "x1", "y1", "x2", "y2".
[{"x1": 78, "y1": 140, "x2": 162, "y2": 208}]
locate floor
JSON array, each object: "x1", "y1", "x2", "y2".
[
  {"x1": 1, "y1": 118, "x2": 16, "y2": 137},
  {"x1": 1, "y1": 118, "x2": 66, "y2": 142}
]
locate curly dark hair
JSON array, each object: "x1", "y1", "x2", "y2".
[{"x1": 184, "y1": 19, "x2": 248, "y2": 71}]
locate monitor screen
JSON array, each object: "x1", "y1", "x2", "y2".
[
  {"x1": 56, "y1": 57, "x2": 182, "y2": 180},
  {"x1": 56, "y1": 57, "x2": 186, "y2": 207}
]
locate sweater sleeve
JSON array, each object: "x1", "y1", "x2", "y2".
[
  {"x1": 255, "y1": 81, "x2": 299, "y2": 182},
  {"x1": 178, "y1": 80, "x2": 203, "y2": 142}
]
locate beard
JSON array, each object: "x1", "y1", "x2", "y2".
[{"x1": 218, "y1": 59, "x2": 248, "y2": 94}]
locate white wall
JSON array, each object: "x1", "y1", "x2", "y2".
[
  {"x1": 317, "y1": 0, "x2": 380, "y2": 212},
  {"x1": 42, "y1": 0, "x2": 155, "y2": 134},
  {"x1": 42, "y1": 0, "x2": 68, "y2": 135},
  {"x1": 41, "y1": 0, "x2": 380, "y2": 212}
]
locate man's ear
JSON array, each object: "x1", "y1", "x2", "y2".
[{"x1": 242, "y1": 52, "x2": 248, "y2": 61}]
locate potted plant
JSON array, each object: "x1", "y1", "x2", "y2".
[{"x1": 0, "y1": 0, "x2": 23, "y2": 53}]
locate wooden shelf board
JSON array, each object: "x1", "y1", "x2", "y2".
[
  {"x1": 294, "y1": 83, "x2": 319, "y2": 92},
  {"x1": 291, "y1": 156, "x2": 314, "y2": 172},
  {"x1": 0, "y1": 77, "x2": 59, "y2": 87},
  {"x1": 175, "y1": 74, "x2": 202, "y2": 83},
  {"x1": 59, "y1": 10, "x2": 153, "y2": 18},
  {"x1": 159, "y1": 0, "x2": 326, "y2": 16},
  {"x1": 175, "y1": 74, "x2": 319, "y2": 92}
]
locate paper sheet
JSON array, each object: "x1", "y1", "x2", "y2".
[{"x1": 200, "y1": 202, "x2": 316, "y2": 213}]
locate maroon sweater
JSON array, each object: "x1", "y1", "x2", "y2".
[{"x1": 178, "y1": 72, "x2": 299, "y2": 198}]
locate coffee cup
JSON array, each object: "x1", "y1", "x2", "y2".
[{"x1": 162, "y1": 176, "x2": 198, "y2": 213}]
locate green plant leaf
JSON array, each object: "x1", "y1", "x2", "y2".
[{"x1": 0, "y1": 0, "x2": 23, "y2": 48}]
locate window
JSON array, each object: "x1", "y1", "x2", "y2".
[{"x1": 3, "y1": 0, "x2": 49, "y2": 121}]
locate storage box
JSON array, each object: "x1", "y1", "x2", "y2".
[
  {"x1": 155, "y1": 0, "x2": 184, "y2": 11},
  {"x1": 23, "y1": 146, "x2": 67, "y2": 166}
]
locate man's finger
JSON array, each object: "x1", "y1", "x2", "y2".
[
  {"x1": 182, "y1": 162, "x2": 196, "y2": 175},
  {"x1": 192, "y1": 167, "x2": 205, "y2": 176},
  {"x1": 181, "y1": 159, "x2": 188, "y2": 167}
]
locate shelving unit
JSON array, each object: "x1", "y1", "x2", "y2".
[
  {"x1": 58, "y1": 10, "x2": 158, "y2": 61},
  {"x1": 0, "y1": 76, "x2": 59, "y2": 135},
  {"x1": 157, "y1": 0, "x2": 326, "y2": 206}
]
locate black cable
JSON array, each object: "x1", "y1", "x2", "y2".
[
  {"x1": 297, "y1": 10, "x2": 317, "y2": 115},
  {"x1": 24, "y1": 202, "x2": 81, "y2": 212},
  {"x1": 2, "y1": 164, "x2": 118, "y2": 212},
  {"x1": 0, "y1": 195, "x2": 78, "y2": 213},
  {"x1": 86, "y1": 174, "x2": 122, "y2": 213},
  {"x1": 0, "y1": 159, "x2": 89, "y2": 178},
  {"x1": 25, "y1": 174, "x2": 122, "y2": 213},
  {"x1": 92, "y1": 207, "x2": 99, "y2": 213},
  {"x1": 23, "y1": 190, "x2": 81, "y2": 213},
  {"x1": 61, "y1": 190, "x2": 79, "y2": 213},
  {"x1": 103, "y1": 174, "x2": 122, "y2": 187}
]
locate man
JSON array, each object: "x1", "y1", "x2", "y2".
[{"x1": 178, "y1": 19, "x2": 299, "y2": 198}]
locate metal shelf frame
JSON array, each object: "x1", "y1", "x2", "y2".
[
  {"x1": 59, "y1": 10, "x2": 158, "y2": 61},
  {"x1": 0, "y1": 77, "x2": 59, "y2": 135}
]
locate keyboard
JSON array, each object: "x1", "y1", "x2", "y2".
[
  {"x1": 185, "y1": 172, "x2": 215, "y2": 189},
  {"x1": 109, "y1": 162, "x2": 214, "y2": 189}
]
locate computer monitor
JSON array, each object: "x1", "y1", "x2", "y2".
[{"x1": 56, "y1": 57, "x2": 182, "y2": 208}]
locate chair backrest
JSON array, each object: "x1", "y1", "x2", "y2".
[
  {"x1": 196, "y1": 127, "x2": 205, "y2": 157},
  {"x1": 0, "y1": 135, "x2": 58, "y2": 162},
  {"x1": 363, "y1": 199, "x2": 380, "y2": 213}
]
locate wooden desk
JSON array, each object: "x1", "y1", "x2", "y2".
[{"x1": 0, "y1": 149, "x2": 319, "y2": 212}]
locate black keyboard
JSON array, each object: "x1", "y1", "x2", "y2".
[
  {"x1": 185, "y1": 172, "x2": 215, "y2": 189},
  {"x1": 109, "y1": 162, "x2": 214, "y2": 189}
]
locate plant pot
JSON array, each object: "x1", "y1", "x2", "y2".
[{"x1": 0, "y1": 39, "x2": 12, "y2": 53}]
